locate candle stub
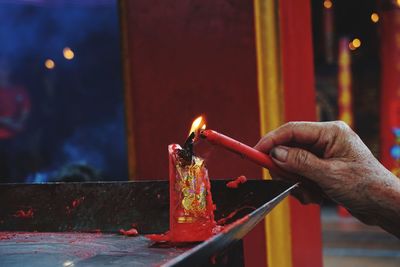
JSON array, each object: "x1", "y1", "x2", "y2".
[
  {"x1": 168, "y1": 144, "x2": 216, "y2": 242},
  {"x1": 146, "y1": 121, "x2": 259, "y2": 244}
]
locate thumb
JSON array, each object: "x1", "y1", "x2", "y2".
[{"x1": 270, "y1": 146, "x2": 326, "y2": 179}]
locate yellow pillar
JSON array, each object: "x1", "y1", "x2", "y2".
[{"x1": 253, "y1": 0, "x2": 292, "y2": 266}]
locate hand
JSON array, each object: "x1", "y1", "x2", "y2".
[{"x1": 255, "y1": 121, "x2": 400, "y2": 235}]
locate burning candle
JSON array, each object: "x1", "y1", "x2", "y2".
[
  {"x1": 149, "y1": 116, "x2": 286, "y2": 244},
  {"x1": 200, "y1": 129, "x2": 286, "y2": 177},
  {"x1": 168, "y1": 117, "x2": 216, "y2": 242}
]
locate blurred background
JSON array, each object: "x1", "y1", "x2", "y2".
[
  {"x1": 0, "y1": 0, "x2": 399, "y2": 266},
  {"x1": 0, "y1": 0, "x2": 127, "y2": 183},
  {"x1": 0, "y1": 0, "x2": 389, "y2": 184},
  {"x1": 0, "y1": 0, "x2": 389, "y2": 182},
  {"x1": 313, "y1": 1, "x2": 400, "y2": 266}
]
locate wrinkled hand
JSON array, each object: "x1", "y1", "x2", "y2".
[{"x1": 255, "y1": 121, "x2": 400, "y2": 231}]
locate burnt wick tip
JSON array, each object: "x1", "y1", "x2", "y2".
[
  {"x1": 184, "y1": 132, "x2": 195, "y2": 147},
  {"x1": 178, "y1": 132, "x2": 195, "y2": 164}
]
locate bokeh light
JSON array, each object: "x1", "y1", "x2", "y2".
[
  {"x1": 323, "y1": 0, "x2": 333, "y2": 9},
  {"x1": 349, "y1": 38, "x2": 361, "y2": 50},
  {"x1": 45, "y1": 59, "x2": 55, "y2": 69},
  {"x1": 371, "y1": 13, "x2": 379, "y2": 23},
  {"x1": 63, "y1": 47, "x2": 74, "y2": 60}
]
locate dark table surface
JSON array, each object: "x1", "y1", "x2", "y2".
[
  {"x1": 0, "y1": 180, "x2": 297, "y2": 266},
  {"x1": 0, "y1": 232, "x2": 189, "y2": 267}
]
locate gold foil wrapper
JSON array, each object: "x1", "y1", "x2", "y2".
[{"x1": 176, "y1": 156, "x2": 208, "y2": 218}]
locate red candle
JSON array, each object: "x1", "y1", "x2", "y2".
[
  {"x1": 200, "y1": 129, "x2": 286, "y2": 177},
  {"x1": 168, "y1": 144, "x2": 216, "y2": 242}
]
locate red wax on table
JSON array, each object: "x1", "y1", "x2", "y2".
[
  {"x1": 217, "y1": 205, "x2": 255, "y2": 225},
  {"x1": 14, "y1": 208, "x2": 34, "y2": 219},
  {"x1": 200, "y1": 129, "x2": 287, "y2": 176},
  {"x1": 168, "y1": 144, "x2": 216, "y2": 242},
  {"x1": 119, "y1": 228, "x2": 139, "y2": 236},
  {"x1": 226, "y1": 175, "x2": 247, "y2": 189}
]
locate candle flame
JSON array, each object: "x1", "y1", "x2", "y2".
[{"x1": 189, "y1": 115, "x2": 206, "y2": 136}]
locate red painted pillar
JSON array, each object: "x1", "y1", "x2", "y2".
[
  {"x1": 120, "y1": 1, "x2": 266, "y2": 266},
  {"x1": 380, "y1": 5, "x2": 400, "y2": 175},
  {"x1": 279, "y1": 1, "x2": 323, "y2": 266}
]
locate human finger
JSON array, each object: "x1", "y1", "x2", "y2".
[{"x1": 254, "y1": 121, "x2": 325, "y2": 153}]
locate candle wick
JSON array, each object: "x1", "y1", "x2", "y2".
[{"x1": 178, "y1": 132, "x2": 195, "y2": 164}]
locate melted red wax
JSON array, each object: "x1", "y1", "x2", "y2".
[
  {"x1": 168, "y1": 145, "x2": 217, "y2": 243},
  {"x1": 210, "y1": 254, "x2": 217, "y2": 265},
  {"x1": 119, "y1": 227, "x2": 139, "y2": 236},
  {"x1": 0, "y1": 232, "x2": 106, "y2": 259},
  {"x1": 72, "y1": 197, "x2": 84, "y2": 208},
  {"x1": 14, "y1": 208, "x2": 34, "y2": 219},
  {"x1": 66, "y1": 196, "x2": 85, "y2": 215},
  {"x1": 147, "y1": 214, "x2": 250, "y2": 244},
  {"x1": 0, "y1": 232, "x2": 16, "y2": 240},
  {"x1": 221, "y1": 215, "x2": 250, "y2": 234},
  {"x1": 147, "y1": 207, "x2": 254, "y2": 243},
  {"x1": 226, "y1": 175, "x2": 247, "y2": 189},
  {"x1": 148, "y1": 147, "x2": 253, "y2": 244},
  {"x1": 146, "y1": 232, "x2": 170, "y2": 242},
  {"x1": 217, "y1": 205, "x2": 256, "y2": 225}
]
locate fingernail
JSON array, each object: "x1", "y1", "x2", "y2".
[{"x1": 271, "y1": 146, "x2": 288, "y2": 162}]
